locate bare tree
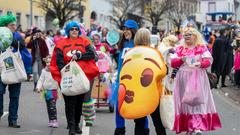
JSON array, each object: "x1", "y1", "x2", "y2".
[
  {"x1": 144, "y1": 0, "x2": 174, "y2": 33},
  {"x1": 167, "y1": 1, "x2": 186, "y2": 32},
  {"x1": 34, "y1": 0, "x2": 81, "y2": 28},
  {"x1": 107, "y1": 0, "x2": 143, "y2": 28}
]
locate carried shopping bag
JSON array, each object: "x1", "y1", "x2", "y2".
[
  {"x1": 182, "y1": 70, "x2": 205, "y2": 106},
  {"x1": 60, "y1": 60, "x2": 90, "y2": 96},
  {"x1": 160, "y1": 87, "x2": 174, "y2": 130},
  {"x1": 0, "y1": 46, "x2": 27, "y2": 84}
]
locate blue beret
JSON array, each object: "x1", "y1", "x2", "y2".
[{"x1": 124, "y1": 20, "x2": 139, "y2": 29}]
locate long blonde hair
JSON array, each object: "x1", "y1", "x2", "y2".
[
  {"x1": 134, "y1": 28, "x2": 151, "y2": 46},
  {"x1": 183, "y1": 27, "x2": 207, "y2": 46}
]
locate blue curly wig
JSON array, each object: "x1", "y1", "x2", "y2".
[{"x1": 64, "y1": 21, "x2": 81, "y2": 37}]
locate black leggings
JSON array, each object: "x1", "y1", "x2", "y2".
[
  {"x1": 45, "y1": 99, "x2": 57, "y2": 120},
  {"x1": 134, "y1": 105, "x2": 166, "y2": 135},
  {"x1": 63, "y1": 94, "x2": 85, "y2": 129}
]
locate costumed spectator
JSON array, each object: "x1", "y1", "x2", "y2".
[
  {"x1": 36, "y1": 55, "x2": 59, "y2": 128},
  {"x1": 132, "y1": 28, "x2": 167, "y2": 135},
  {"x1": 101, "y1": 27, "x2": 109, "y2": 43},
  {"x1": 0, "y1": 13, "x2": 26, "y2": 128},
  {"x1": 27, "y1": 28, "x2": 49, "y2": 91},
  {"x1": 92, "y1": 32, "x2": 112, "y2": 54},
  {"x1": 207, "y1": 32, "x2": 216, "y2": 53},
  {"x1": 233, "y1": 29, "x2": 240, "y2": 87},
  {"x1": 78, "y1": 23, "x2": 97, "y2": 127},
  {"x1": 171, "y1": 27, "x2": 222, "y2": 135},
  {"x1": 43, "y1": 31, "x2": 55, "y2": 55},
  {"x1": 212, "y1": 29, "x2": 232, "y2": 87},
  {"x1": 46, "y1": 30, "x2": 54, "y2": 41},
  {"x1": 158, "y1": 35, "x2": 179, "y2": 92},
  {"x1": 53, "y1": 30, "x2": 64, "y2": 44},
  {"x1": 50, "y1": 21, "x2": 99, "y2": 135},
  {"x1": 113, "y1": 20, "x2": 149, "y2": 135}
]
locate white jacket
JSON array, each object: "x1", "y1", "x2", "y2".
[{"x1": 36, "y1": 68, "x2": 59, "y2": 90}]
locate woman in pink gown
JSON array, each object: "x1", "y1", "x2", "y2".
[{"x1": 171, "y1": 27, "x2": 221, "y2": 135}]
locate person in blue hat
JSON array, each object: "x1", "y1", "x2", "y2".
[{"x1": 112, "y1": 20, "x2": 149, "y2": 135}]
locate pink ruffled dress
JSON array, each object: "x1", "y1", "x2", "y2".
[{"x1": 171, "y1": 45, "x2": 221, "y2": 134}]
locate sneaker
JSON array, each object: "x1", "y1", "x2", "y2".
[
  {"x1": 8, "y1": 123, "x2": 21, "y2": 128},
  {"x1": 48, "y1": 120, "x2": 53, "y2": 127},
  {"x1": 194, "y1": 130, "x2": 202, "y2": 135},
  {"x1": 52, "y1": 120, "x2": 59, "y2": 128},
  {"x1": 1, "y1": 112, "x2": 9, "y2": 120}
]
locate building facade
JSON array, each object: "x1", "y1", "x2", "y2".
[
  {"x1": 89, "y1": 0, "x2": 113, "y2": 28},
  {"x1": 0, "y1": 0, "x2": 91, "y2": 31},
  {"x1": 196, "y1": 0, "x2": 235, "y2": 25},
  {"x1": 0, "y1": 0, "x2": 45, "y2": 31},
  {"x1": 235, "y1": 0, "x2": 240, "y2": 21}
]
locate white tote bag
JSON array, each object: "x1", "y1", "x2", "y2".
[
  {"x1": 0, "y1": 47, "x2": 27, "y2": 84},
  {"x1": 160, "y1": 87, "x2": 175, "y2": 130},
  {"x1": 60, "y1": 61, "x2": 90, "y2": 96}
]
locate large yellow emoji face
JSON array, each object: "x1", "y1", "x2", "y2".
[{"x1": 118, "y1": 46, "x2": 167, "y2": 119}]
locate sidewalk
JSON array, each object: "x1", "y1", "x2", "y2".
[{"x1": 216, "y1": 79, "x2": 240, "y2": 105}]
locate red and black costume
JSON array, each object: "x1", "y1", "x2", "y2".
[{"x1": 50, "y1": 36, "x2": 99, "y2": 134}]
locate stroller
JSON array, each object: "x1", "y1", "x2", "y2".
[{"x1": 91, "y1": 51, "x2": 114, "y2": 112}]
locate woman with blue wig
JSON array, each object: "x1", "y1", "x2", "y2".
[{"x1": 50, "y1": 21, "x2": 99, "y2": 135}]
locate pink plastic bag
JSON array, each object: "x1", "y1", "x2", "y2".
[{"x1": 182, "y1": 70, "x2": 205, "y2": 106}]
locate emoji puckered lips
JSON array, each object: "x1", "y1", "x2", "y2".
[{"x1": 124, "y1": 90, "x2": 134, "y2": 103}]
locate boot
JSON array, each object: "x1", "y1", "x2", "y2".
[
  {"x1": 144, "y1": 128, "x2": 150, "y2": 135},
  {"x1": 69, "y1": 125, "x2": 76, "y2": 135},
  {"x1": 114, "y1": 127, "x2": 125, "y2": 135},
  {"x1": 75, "y1": 126, "x2": 82, "y2": 134},
  {"x1": 69, "y1": 129, "x2": 76, "y2": 135}
]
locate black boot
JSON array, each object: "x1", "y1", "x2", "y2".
[
  {"x1": 114, "y1": 127, "x2": 125, "y2": 135},
  {"x1": 69, "y1": 129, "x2": 76, "y2": 135},
  {"x1": 75, "y1": 126, "x2": 82, "y2": 134},
  {"x1": 69, "y1": 125, "x2": 76, "y2": 135},
  {"x1": 144, "y1": 128, "x2": 150, "y2": 135}
]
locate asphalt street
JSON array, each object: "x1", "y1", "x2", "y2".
[{"x1": 0, "y1": 82, "x2": 240, "y2": 135}]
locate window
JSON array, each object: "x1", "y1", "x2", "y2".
[
  {"x1": 228, "y1": 3, "x2": 230, "y2": 12},
  {"x1": 208, "y1": 2, "x2": 216, "y2": 12},
  {"x1": 26, "y1": 14, "x2": 30, "y2": 28},
  {"x1": 91, "y1": 11, "x2": 97, "y2": 20},
  {"x1": 16, "y1": 13, "x2": 21, "y2": 27},
  {"x1": 34, "y1": 16, "x2": 39, "y2": 27},
  {"x1": 7, "y1": 11, "x2": 12, "y2": 15},
  {"x1": 0, "y1": 10, "x2": 3, "y2": 16}
]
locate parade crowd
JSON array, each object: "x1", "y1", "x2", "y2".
[{"x1": 0, "y1": 12, "x2": 240, "y2": 135}]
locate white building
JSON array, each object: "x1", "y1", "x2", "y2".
[
  {"x1": 235, "y1": 0, "x2": 240, "y2": 21},
  {"x1": 89, "y1": 0, "x2": 114, "y2": 28},
  {"x1": 196, "y1": 0, "x2": 235, "y2": 25}
]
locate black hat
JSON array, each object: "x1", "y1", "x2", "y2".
[{"x1": 32, "y1": 27, "x2": 41, "y2": 34}]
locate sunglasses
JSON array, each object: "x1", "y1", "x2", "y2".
[
  {"x1": 70, "y1": 28, "x2": 79, "y2": 31},
  {"x1": 184, "y1": 34, "x2": 193, "y2": 37}
]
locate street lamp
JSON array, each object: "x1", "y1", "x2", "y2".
[{"x1": 30, "y1": 0, "x2": 33, "y2": 27}]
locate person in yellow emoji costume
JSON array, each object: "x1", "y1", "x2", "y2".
[{"x1": 118, "y1": 46, "x2": 167, "y2": 119}]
